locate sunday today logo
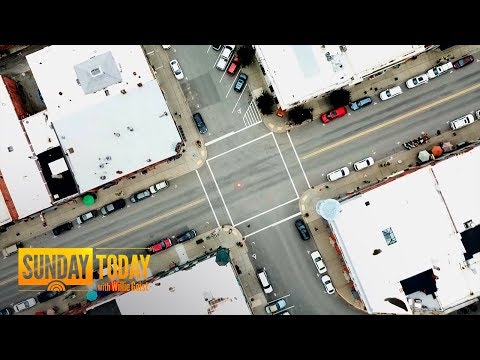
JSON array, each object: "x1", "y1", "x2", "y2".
[{"x1": 18, "y1": 248, "x2": 151, "y2": 292}]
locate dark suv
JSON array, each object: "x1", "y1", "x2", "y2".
[
  {"x1": 295, "y1": 219, "x2": 310, "y2": 241},
  {"x1": 176, "y1": 229, "x2": 197, "y2": 243},
  {"x1": 52, "y1": 222, "x2": 74, "y2": 236},
  {"x1": 37, "y1": 290, "x2": 63, "y2": 303},
  {"x1": 100, "y1": 199, "x2": 126, "y2": 216},
  {"x1": 193, "y1": 113, "x2": 208, "y2": 134}
]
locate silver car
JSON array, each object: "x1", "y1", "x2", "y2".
[
  {"x1": 321, "y1": 275, "x2": 336, "y2": 295},
  {"x1": 13, "y1": 297, "x2": 37, "y2": 312}
]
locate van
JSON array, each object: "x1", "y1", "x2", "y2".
[
  {"x1": 450, "y1": 114, "x2": 474, "y2": 130},
  {"x1": 2, "y1": 242, "x2": 22, "y2": 258},
  {"x1": 257, "y1": 268, "x2": 273, "y2": 294}
]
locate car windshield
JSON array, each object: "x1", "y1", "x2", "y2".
[
  {"x1": 413, "y1": 78, "x2": 418, "y2": 84},
  {"x1": 314, "y1": 256, "x2": 321, "y2": 262},
  {"x1": 459, "y1": 60, "x2": 465, "y2": 66},
  {"x1": 175, "y1": 70, "x2": 181, "y2": 75},
  {"x1": 385, "y1": 90, "x2": 391, "y2": 97}
]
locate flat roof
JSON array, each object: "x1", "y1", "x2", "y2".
[
  {"x1": 27, "y1": 45, "x2": 181, "y2": 192},
  {"x1": 22, "y1": 111, "x2": 59, "y2": 155},
  {"x1": 111, "y1": 258, "x2": 251, "y2": 315},
  {"x1": 256, "y1": 45, "x2": 425, "y2": 110},
  {"x1": 0, "y1": 191, "x2": 12, "y2": 226},
  {"x1": 0, "y1": 80, "x2": 52, "y2": 218},
  {"x1": 329, "y1": 147, "x2": 480, "y2": 314}
]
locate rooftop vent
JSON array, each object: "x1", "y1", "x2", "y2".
[
  {"x1": 365, "y1": 201, "x2": 370, "y2": 206},
  {"x1": 105, "y1": 89, "x2": 110, "y2": 96},
  {"x1": 326, "y1": 52, "x2": 333, "y2": 61},
  {"x1": 7, "y1": 146, "x2": 13, "y2": 152},
  {"x1": 464, "y1": 220, "x2": 474, "y2": 229},
  {"x1": 68, "y1": 148, "x2": 74, "y2": 154},
  {"x1": 106, "y1": 156, "x2": 112, "y2": 161},
  {"x1": 340, "y1": 45, "x2": 347, "y2": 52},
  {"x1": 137, "y1": 83, "x2": 143, "y2": 87},
  {"x1": 100, "y1": 176, "x2": 106, "y2": 180},
  {"x1": 121, "y1": 89, "x2": 126, "y2": 94},
  {"x1": 90, "y1": 67, "x2": 103, "y2": 77}
]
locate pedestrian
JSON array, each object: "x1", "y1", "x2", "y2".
[
  {"x1": 247, "y1": 224, "x2": 250, "y2": 228},
  {"x1": 174, "y1": 112, "x2": 178, "y2": 115},
  {"x1": 314, "y1": 227, "x2": 319, "y2": 232}
]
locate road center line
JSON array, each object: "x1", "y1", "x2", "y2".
[
  {"x1": 302, "y1": 82, "x2": 480, "y2": 160},
  {"x1": 196, "y1": 170, "x2": 220, "y2": 227},
  {"x1": 244, "y1": 212, "x2": 302, "y2": 239}
]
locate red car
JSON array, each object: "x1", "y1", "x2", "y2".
[
  {"x1": 227, "y1": 57, "x2": 241, "y2": 76},
  {"x1": 321, "y1": 106, "x2": 347, "y2": 123},
  {"x1": 453, "y1": 55, "x2": 474, "y2": 69},
  {"x1": 147, "y1": 238, "x2": 172, "y2": 254}
]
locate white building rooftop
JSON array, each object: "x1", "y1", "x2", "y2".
[
  {"x1": 26, "y1": 45, "x2": 181, "y2": 192},
  {"x1": 0, "y1": 80, "x2": 52, "y2": 219},
  {"x1": 99, "y1": 257, "x2": 251, "y2": 315},
  {"x1": 329, "y1": 146, "x2": 480, "y2": 315},
  {"x1": 255, "y1": 45, "x2": 426, "y2": 110},
  {"x1": 22, "y1": 111, "x2": 59, "y2": 155}
]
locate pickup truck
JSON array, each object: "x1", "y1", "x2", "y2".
[
  {"x1": 427, "y1": 62, "x2": 453, "y2": 79},
  {"x1": 216, "y1": 45, "x2": 236, "y2": 71}
]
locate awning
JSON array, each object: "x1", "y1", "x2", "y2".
[
  {"x1": 418, "y1": 150, "x2": 431, "y2": 162},
  {"x1": 431, "y1": 146, "x2": 443, "y2": 157},
  {"x1": 442, "y1": 142, "x2": 454, "y2": 152}
]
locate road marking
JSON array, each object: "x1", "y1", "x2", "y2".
[
  {"x1": 206, "y1": 161, "x2": 234, "y2": 225},
  {"x1": 225, "y1": 73, "x2": 239, "y2": 98},
  {"x1": 287, "y1": 131, "x2": 311, "y2": 189},
  {"x1": 232, "y1": 81, "x2": 248, "y2": 113},
  {"x1": 244, "y1": 212, "x2": 302, "y2": 239},
  {"x1": 213, "y1": 52, "x2": 223, "y2": 69},
  {"x1": 266, "y1": 294, "x2": 291, "y2": 304},
  {"x1": 207, "y1": 132, "x2": 272, "y2": 161},
  {"x1": 272, "y1": 133, "x2": 299, "y2": 198},
  {"x1": 196, "y1": 169, "x2": 220, "y2": 227},
  {"x1": 219, "y1": 68, "x2": 227, "y2": 83},
  {"x1": 206, "y1": 46, "x2": 211, "y2": 54},
  {"x1": 234, "y1": 197, "x2": 299, "y2": 227},
  {"x1": 301, "y1": 82, "x2": 480, "y2": 160},
  {"x1": 146, "y1": 51, "x2": 155, "y2": 55},
  {"x1": 205, "y1": 131, "x2": 235, "y2": 147}
]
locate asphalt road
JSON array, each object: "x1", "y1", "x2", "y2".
[{"x1": 1, "y1": 46, "x2": 479, "y2": 315}]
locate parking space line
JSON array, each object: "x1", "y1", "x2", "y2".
[
  {"x1": 244, "y1": 212, "x2": 302, "y2": 239},
  {"x1": 287, "y1": 131, "x2": 311, "y2": 189},
  {"x1": 196, "y1": 169, "x2": 220, "y2": 227},
  {"x1": 146, "y1": 50, "x2": 155, "y2": 55},
  {"x1": 207, "y1": 132, "x2": 272, "y2": 161},
  {"x1": 231, "y1": 80, "x2": 248, "y2": 113},
  {"x1": 267, "y1": 294, "x2": 291, "y2": 303},
  {"x1": 234, "y1": 197, "x2": 299, "y2": 227},
  {"x1": 206, "y1": 161, "x2": 234, "y2": 226},
  {"x1": 213, "y1": 52, "x2": 223, "y2": 68},
  {"x1": 225, "y1": 73, "x2": 239, "y2": 98},
  {"x1": 219, "y1": 68, "x2": 227, "y2": 83},
  {"x1": 206, "y1": 46, "x2": 211, "y2": 54},
  {"x1": 272, "y1": 133, "x2": 299, "y2": 198}
]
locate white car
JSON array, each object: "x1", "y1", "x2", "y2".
[
  {"x1": 427, "y1": 62, "x2": 453, "y2": 79},
  {"x1": 149, "y1": 180, "x2": 170, "y2": 194},
  {"x1": 162, "y1": 45, "x2": 171, "y2": 50},
  {"x1": 450, "y1": 114, "x2": 475, "y2": 130},
  {"x1": 13, "y1": 297, "x2": 37, "y2": 312},
  {"x1": 321, "y1": 275, "x2": 336, "y2": 295},
  {"x1": 326, "y1": 167, "x2": 350, "y2": 182},
  {"x1": 311, "y1": 251, "x2": 327, "y2": 274},
  {"x1": 379, "y1": 86, "x2": 403, "y2": 101},
  {"x1": 406, "y1": 74, "x2": 428, "y2": 89},
  {"x1": 169, "y1": 59, "x2": 184, "y2": 80},
  {"x1": 353, "y1": 157, "x2": 375, "y2": 171}
]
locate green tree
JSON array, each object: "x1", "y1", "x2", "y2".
[
  {"x1": 329, "y1": 88, "x2": 351, "y2": 108},
  {"x1": 237, "y1": 46, "x2": 256, "y2": 67},
  {"x1": 256, "y1": 91, "x2": 275, "y2": 115},
  {"x1": 288, "y1": 105, "x2": 313, "y2": 125}
]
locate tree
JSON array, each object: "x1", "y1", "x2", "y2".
[
  {"x1": 237, "y1": 46, "x2": 255, "y2": 67},
  {"x1": 329, "y1": 88, "x2": 351, "y2": 108},
  {"x1": 256, "y1": 91, "x2": 275, "y2": 115},
  {"x1": 288, "y1": 105, "x2": 313, "y2": 125}
]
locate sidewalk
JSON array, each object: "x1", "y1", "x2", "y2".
[
  {"x1": 18, "y1": 226, "x2": 267, "y2": 315},
  {"x1": 243, "y1": 45, "x2": 480, "y2": 133},
  {"x1": 298, "y1": 120, "x2": 480, "y2": 312},
  {"x1": 0, "y1": 46, "x2": 207, "y2": 248}
]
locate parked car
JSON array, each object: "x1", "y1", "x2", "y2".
[
  {"x1": 257, "y1": 268, "x2": 273, "y2": 294},
  {"x1": 100, "y1": 199, "x2": 126, "y2": 216},
  {"x1": 326, "y1": 167, "x2": 350, "y2": 182},
  {"x1": 101, "y1": 181, "x2": 118, "y2": 190},
  {"x1": 176, "y1": 229, "x2": 197, "y2": 243},
  {"x1": 294, "y1": 219, "x2": 310, "y2": 241},
  {"x1": 265, "y1": 299, "x2": 287, "y2": 314},
  {"x1": 0, "y1": 307, "x2": 13, "y2": 315},
  {"x1": 353, "y1": 157, "x2": 375, "y2": 171},
  {"x1": 13, "y1": 298, "x2": 37, "y2": 313},
  {"x1": 193, "y1": 112, "x2": 208, "y2": 134},
  {"x1": 321, "y1": 275, "x2": 336, "y2": 295},
  {"x1": 162, "y1": 45, "x2": 171, "y2": 50},
  {"x1": 450, "y1": 114, "x2": 475, "y2": 130},
  {"x1": 234, "y1": 72, "x2": 248, "y2": 92},
  {"x1": 37, "y1": 290, "x2": 62, "y2": 303},
  {"x1": 321, "y1": 106, "x2": 347, "y2": 123},
  {"x1": 76, "y1": 210, "x2": 98, "y2": 225},
  {"x1": 227, "y1": 57, "x2": 241, "y2": 76},
  {"x1": 379, "y1": 86, "x2": 403, "y2": 101},
  {"x1": 427, "y1": 62, "x2": 453, "y2": 79},
  {"x1": 147, "y1": 239, "x2": 173, "y2": 254},
  {"x1": 1, "y1": 242, "x2": 22, "y2": 258},
  {"x1": 212, "y1": 45, "x2": 222, "y2": 51},
  {"x1": 406, "y1": 74, "x2": 428, "y2": 89},
  {"x1": 52, "y1": 222, "x2": 73, "y2": 236},
  {"x1": 476, "y1": 109, "x2": 480, "y2": 120},
  {"x1": 130, "y1": 189, "x2": 151, "y2": 203},
  {"x1": 349, "y1": 97, "x2": 372, "y2": 111},
  {"x1": 311, "y1": 250, "x2": 327, "y2": 275},
  {"x1": 169, "y1": 59, "x2": 184, "y2": 80},
  {"x1": 150, "y1": 180, "x2": 169, "y2": 193},
  {"x1": 453, "y1": 55, "x2": 474, "y2": 69}
]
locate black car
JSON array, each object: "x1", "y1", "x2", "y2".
[
  {"x1": 234, "y1": 73, "x2": 248, "y2": 92},
  {"x1": 0, "y1": 307, "x2": 13, "y2": 315},
  {"x1": 193, "y1": 112, "x2": 208, "y2": 134},
  {"x1": 295, "y1": 219, "x2": 310, "y2": 241},
  {"x1": 37, "y1": 290, "x2": 62, "y2": 303},
  {"x1": 100, "y1": 199, "x2": 126, "y2": 216},
  {"x1": 176, "y1": 229, "x2": 197, "y2": 243},
  {"x1": 52, "y1": 222, "x2": 74, "y2": 236}
]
